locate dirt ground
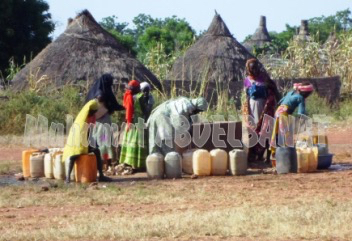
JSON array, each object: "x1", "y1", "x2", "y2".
[{"x1": 0, "y1": 126, "x2": 352, "y2": 240}]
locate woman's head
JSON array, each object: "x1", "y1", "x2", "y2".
[
  {"x1": 246, "y1": 58, "x2": 261, "y2": 78},
  {"x1": 126, "y1": 80, "x2": 141, "y2": 95},
  {"x1": 294, "y1": 81, "x2": 314, "y2": 98},
  {"x1": 140, "y1": 82, "x2": 151, "y2": 97},
  {"x1": 100, "y1": 74, "x2": 113, "y2": 87},
  {"x1": 191, "y1": 97, "x2": 208, "y2": 114}
]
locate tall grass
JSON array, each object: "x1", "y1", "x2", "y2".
[
  {"x1": 305, "y1": 92, "x2": 352, "y2": 120},
  {"x1": 263, "y1": 31, "x2": 352, "y2": 93},
  {"x1": 0, "y1": 87, "x2": 83, "y2": 134}
]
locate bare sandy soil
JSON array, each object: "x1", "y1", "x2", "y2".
[{"x1": 0, "y1": 126, "x2": 351, "y2": 240}]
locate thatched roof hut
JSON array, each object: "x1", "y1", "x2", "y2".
[
  {"x1": 11, "y1": 10, "x2": 161, "y2": 90},
  {"x1": 168, "y1": 13, "x2": 255, "y2": 83},
  {"x1": 295, "y1": 20, "x2": 311, "y2": 42},
  {"x1": 244, "y1": 16, "x2": 271, "y2": 52},
  {"x1": 324, "y1": 31, "x2": 339, "y2": 48}
]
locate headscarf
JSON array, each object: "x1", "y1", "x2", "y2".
[
  {"x1": 63, "y1": 99, "x2": 99, "y2": 162},
  {"x1": 244, "y1": 58, "x2": 264, "y2": 87},
  {"x1": 140, "y1": 82, "x2": 151, "y2": 91},
  {"x1": 126, "y1": 80, "x2": 140, "y2": 90},
  {"x1": 294, "y1": 83, "x2": 314, "y2": 92},
  {"x1": 190, "y1": 97, "x2": 208, "y2": 111},
  {"x1": 85, "y1": 74, "x2": 124, "y2": 113},
  {"x1": 246, "y1": 58, "x2": 260, "y2": 77},
  {"x1": 123, "y1": 80, "x2": 141, "y2": 124}
]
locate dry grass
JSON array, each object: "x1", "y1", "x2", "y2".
[
  {"x1": 1, "y1": 200, "x2": 352, "y2": 240},
  {"x1": 263, "y1": 31, "x2": 352, "y2": 93},
  {"x1": 0, "y1": 161, "x2": 21, "y2": 175},
  {"x1": 1, "y1": 170, "x2": 352, "y2": 240}
]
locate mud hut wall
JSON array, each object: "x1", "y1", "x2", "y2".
[{"x1": 275, "y1": 76, "x2": 341, "y2": 103}]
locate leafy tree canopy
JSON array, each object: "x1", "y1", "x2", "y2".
[
  {"x1": 100, "y1": 14, "x2": 196, "y2": 61},
  {"x1": 0, "y1": 0, "x2": 54, "y2": 78}
]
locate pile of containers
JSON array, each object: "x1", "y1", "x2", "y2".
[
  {"x1": 275, "y1": 134, "x2": 333, "y2": 174},
  {"x1": 146, "y1": 148, "x2": 248, "y2": 179},
  {"x1": 22, "y1": 148, "x2": 97, "y2": 183}
]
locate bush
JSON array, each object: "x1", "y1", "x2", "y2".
[
  {"x1": 0, "y1": 87, "x2": 83, "y2": 134},
  {"x1": 305, "y1": 93, "x2": 332, "y2": 116}
]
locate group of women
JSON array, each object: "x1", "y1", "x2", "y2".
[
  {"x1": 62, "y1": 74, "x2": 208, "y2": 183},
  {"x1": 62, "y1": 58, "x2": 314, "y2": 183}
]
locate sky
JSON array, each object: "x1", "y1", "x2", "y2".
[{"x1": 47, "y1": 0, "x2": 352, "y2": 42}]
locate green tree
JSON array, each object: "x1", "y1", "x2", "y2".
[
  {"x1": 132, "y1": 14, "x2": 163, "y2": 39},
  {"x1": 100, "y1": 14, "x2": 196, "y2": 63},
  {"x1": 99, "y1": 16, "x2": 136, "y2": 55},
  {"x1": 308, "y1": 9, "x2": 352, "y2": 43},
  {"x1": 269, "y1": 25, "x2": 297, "y2": 53},
  {"x1": 137, "y1": 16, "x2": 195, "y2": 61},
  {"x1": 100, "y1": 15, "x2": 129, "y2": 33},
  {"x1": 0, "y1": 0, "x2": 54, "y2": 79}
]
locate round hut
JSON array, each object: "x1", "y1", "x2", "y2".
[
  {"x1": 169, "y1": 13, "x2": 255, "y2": 84},
  {"x1": 244, "y1": 16, "x2": 271, "y2": 52},
  {"x1": 11, "y1": 10, "x2": 161, "y2": 90},
  {"x1": 324, "y1": 31, "x2": 339, "y2": 48},
  {"x1": 295, "y1": 20, "x2": 311, "y2": 42}
]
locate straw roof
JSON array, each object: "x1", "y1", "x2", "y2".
[
  {"x1": 169, "y1": 13, "x2": 255, "y2": 83},
  {"x1": 295, "y1": 20, "x2": 311, "y2": 42},
  {"x1": 244, "y1": 16, "x2": 271, "y2": 52},
  {"x1": 324, "y1": 31, "x2": 339, "y2": 48},
  {"x1": 11, "y1": 10, "x2": 161, "y2": 90}
]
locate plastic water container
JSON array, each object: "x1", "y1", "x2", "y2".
[
  {"x1": 318, "y1": 153, "x2": 334, "y2": 169},
  {"x1": 44, "y1": 153, "x2": 54, "y2": 178},
  {"x1": 193, "y1": 149, "x2": 211, "y2": 176},
  {"x1": 313, "y1": 135, "x2": 328, "y2": 145},
  {"x1": 210, "y1": 149, "x2": 228, "y2": 175},
  {"x1": 308, "y1": 147, "x2": 318, "y2": 172},
  {"x1": 53, "y1": 152, "x2": 65, "y2": 180},
  {"x1": 276, "y1": 147, "x2": 297, "y2": 174},
  {"x1": 22, "y1": 149, "x2": 38, "y2": 178},
  {"x1": 146, "y1": 153, "x2": 164, "y2": 179},
  {"x1": 316, "y1": 144, "x2": 329, "y2": 155},
  {"x1": 30, "y1": 152, "x2": 45, "y2": 178},
  {"x1": 65, "y1": 157, "x2": 75, "y2": 181},
  {"x1": 229, "y1": 149, "x2": 247, "y2": 175},
  {"x1": 296, "y1": 149, "x2": 309, "y2": 173},
  {"x1": 164, "y1": 152, "x2": 182, "y2": 179},
  {"x1": 75, "y1": 154, "x2": 97, "y2": 183},
  {"x1": 182, "y1": 149, "x2": 196, "y2": 174}
]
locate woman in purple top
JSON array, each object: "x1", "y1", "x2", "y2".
[{"x1": 242, "y1": 58, "x2": 280, "y2": 163}]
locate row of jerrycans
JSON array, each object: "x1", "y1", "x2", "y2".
[
  {"x1": 22, "y1": 149, "x2": 96, "y2": 182},
  {"x1": 146, "y1": 148, "x2": 247, "y2": 179},
  {"x1": 22, "y1": 148, "x2": 69, "y2": 179}
]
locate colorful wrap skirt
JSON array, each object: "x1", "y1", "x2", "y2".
[
  {"x1": 119, "y1": 126, "x2": 148, "y2": 170},
  {"x1": 270, "y1": 105, "x2": 290, "y2": 157}
]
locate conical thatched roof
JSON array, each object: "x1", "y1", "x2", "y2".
[
  {"x1": 324, "y1": 31, "x2": 339, "y2": 48},
  {"x1": 11, "y1": 10, "x2": 161, "y2": 90},
  {"x1": 169, "y1": 13, "x2": 255, "y2": 83},
  {"x1": 295, "y1": 20, "x2": 311, "y2": 42},
  {"x1": 244, "y1": 16, "x2": 271, "y2": 52}
]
